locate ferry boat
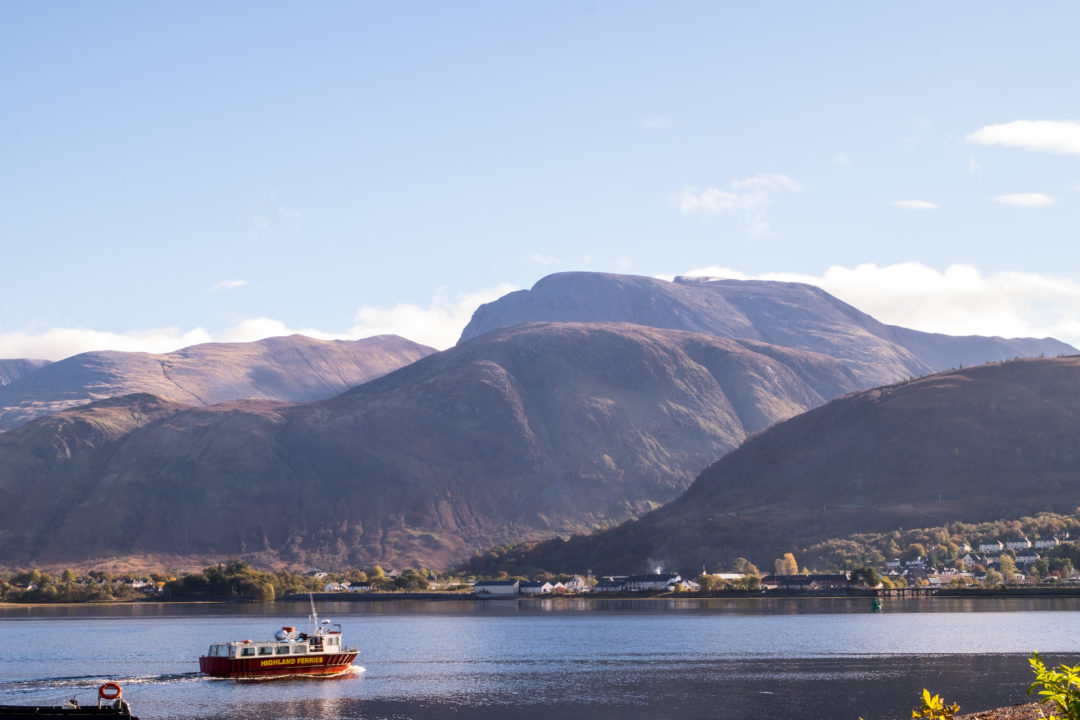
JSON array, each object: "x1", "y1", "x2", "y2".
[
  {"x1": 0, "y1": 683, "x2": 138, "y2": 719},
  {"x1": 199, "y1": 601, "x2": 359, "y2": 679}
]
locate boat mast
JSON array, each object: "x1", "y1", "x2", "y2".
[{"x1": 308, "y1": 592, "x2": 319, "y2": 635}]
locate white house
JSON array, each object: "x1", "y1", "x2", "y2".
[
  {"x1": 623, "y1": 573, "x2": 682, "y2": 592},
  {"x1": 519, "y1": 581, "x2": 554, "y2": 595},
  {"x1": 1005, "y1": 538, "x2": 1031, "y2": 550},
  {"x1": 1015, "y1": 553, "x2": 1040, "y2": 567},
  {"x1": 1033, "y1": 538, "x2": 1060, "y2": 549},
  {"x1": 323, "y1": 582, "x2": 344, "y2": 592},
  {"x1": 563, "y1": 575, "x2": 589, "y2": 592},
  {"x1": 473, "y1": 580, "x2": 520, "y2": 596},
  {"x1": 978, "y1": 541, "x2": 1004, "y2": 553}
]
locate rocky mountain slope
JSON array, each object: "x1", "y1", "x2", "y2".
[
  {"x1": 461, "y1": 272, "x2": 1074, "y2": 387},
  {"x1": 0, "y1": 359, "x2": 50, "y2": 387},
  {"x1": 0, "y1": 334, "x2": 435, "y2": 430},
  {"x1": 0, "y1": 322, "x2": 860, "y2": 570},
  {"x1": 477, "y1": 356, "x2": 1080, "y2": 575}
]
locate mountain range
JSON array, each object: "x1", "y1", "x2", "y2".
[
  {"x1": 463, "y1": 272, "x2": 1073, "y2": 387},
  {"x1": 0, "y1": 322, "x2": 859, "y2": 570},
  {"x1": 0, "y1": 334, "x2": 435, "y2": 431},
  {"x1": 0, "y1": 271, "x2": 1075, "y2": 572},
  {"x1": 477, "y1": 356, "x2": 1080, "y2": 575}
]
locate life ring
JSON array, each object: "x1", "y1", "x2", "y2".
[{"x1": 98, "y1": 683, "x2": 122, "y2": 700}]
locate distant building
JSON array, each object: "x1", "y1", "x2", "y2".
[
  {"x1": 473, "y1": 580, "x2": 519, "y2": 596},
  {"x1": 761, "y1": 574, "x2": 850, "y2": 590},
  {"x1": 519, "y1": 581, "x2": 553, "y2": 595},
  {"x1": 563, "y1": 575, "x2": 589, "y2": 592},
  {"x1": 623, "y1": 573, "x2": 681, "y2": 592},
  {"x1": 593, "y1": 577, "x2": 627, "y2": 593},
  {"x1": 978, "y1": 541, "x2": 1004, "y2": 554}
]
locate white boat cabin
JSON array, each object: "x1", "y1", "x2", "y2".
[{"x1": 205, "y1": 622, "x2": 344, "y2": 660}]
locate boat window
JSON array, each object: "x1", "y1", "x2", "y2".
[
  {"x1": 275, "y1": 646, "x2": 290, "y2": 655},
  {"x1": 292, "y1": 645, "x2": 306, "y2": 654},
  {"x1": 241, "y1": 647, "x2": 255, "y2": 656},
  {"x1": 328, "y1": 637, "x2": 338, "y2": 646},
  {"x1": 258, "y1": 646, "x2": 273, "y2": 656}
]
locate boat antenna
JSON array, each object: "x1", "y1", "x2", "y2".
[{"x1": 309, "y1": 592, "x2": 318, "y2": 635}]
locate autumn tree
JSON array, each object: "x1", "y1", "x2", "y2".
[
  {"x1": 998, "y1": 554, "x2": 1018, "y2": 583},
  {"x1": 774, "y1": 553, "x2": 798, "y2": 575}
]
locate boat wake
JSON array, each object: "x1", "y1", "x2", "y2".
[{"x1": 3, "y1": 672, "x2": 204, "y2": 694}]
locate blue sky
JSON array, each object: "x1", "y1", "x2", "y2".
[{"x1": 3, "y1": 2, "x2": 1080, "y2": 359}]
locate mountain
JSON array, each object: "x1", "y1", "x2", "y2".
[
  {"x1": 0, "y1": 322, "x2": 860, "y2": 570},
  {"x1": 460, "y1": 272, "x2": 1075, "y2": 387},
  {"x1": 0, "y1": 359, "x2": 50, "y2": 387},
  {"x1": 478, "y1": 356, "x2": 1080, "y2": 575},
  {"x1": 0, "y1": 334, "x2": 435, "y2": 431}
]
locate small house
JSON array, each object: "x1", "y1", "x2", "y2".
[
  {"x1": 623, "y1": 573, "x2": 682, "y2": 592},
  {"x1": 473, "y1": 580, "x2": 520, "y2": 596},
  {"x1": 519, "y1": 581, "x2": 554, "y2": 595}
]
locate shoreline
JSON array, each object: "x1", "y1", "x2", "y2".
[{"x1": 5, "y1": 586, "x2": 1080, "y2": 607}]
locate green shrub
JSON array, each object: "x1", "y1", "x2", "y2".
[
  {"x1": 1028, "y1": 651, "x2": 1080, "y2": 720},
  {"x1": 911, "y1": 689, "x2": 959, "y2": 719}
]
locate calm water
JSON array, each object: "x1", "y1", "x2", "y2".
[{"x1": 1, "y1": 597, "x2": 1078, "y2": 719}]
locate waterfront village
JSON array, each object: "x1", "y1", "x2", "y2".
[{"x1": 2, "y1": 532, "x2": 1078, "y2": 603}]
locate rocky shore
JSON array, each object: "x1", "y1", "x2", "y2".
[{"x1": 956, "y1": 700, "x2": 1056, "y2": 719}]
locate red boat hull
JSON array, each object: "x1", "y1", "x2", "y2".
[{"x1": 199, "y1": 651, "x2": 358, "y2": 679}]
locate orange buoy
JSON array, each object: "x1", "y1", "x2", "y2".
[{"x1": 98, "y1": 683, "x2": 122, "y2": 700}]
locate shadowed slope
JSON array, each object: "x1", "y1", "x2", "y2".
[
  {"x1": 478, "y1": 356, "x2": 1080, "y2": 575},
  {"x1": 0, "y1": 323, "x2": 859, "y2": 570},
  {"x1": 0, "y1": 359, "x2": 50, "y2": 387}
]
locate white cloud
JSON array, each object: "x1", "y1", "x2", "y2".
[
  {"x1": 892, "y1": 200, "x2": 939, "y2": 210},
  {"x1": 0, "y1": 327, "x2": 215, "y2": 362},
  {"x1": 677, "y1": 173, "x2": 801, "y2": 236},
  {"x1": 347, "y1": 284, "x2": 519, "y2": 350},
  {"x1": 529, "y1": 252, "x2": 560, "y2": 265},
  {"x1": 680, "y1": 262, "x2": 1080, "y2": 348},
  {"x1": 0, "y1": 284, "x2": 519, "y2": 361},
  {"x1": 993, "y1": 193, "x2": 1053, "y2": 207},
  {"x1": 831, "y1": 152, "x2": 851, "y2": 167},
  {"x1": 968, "y1": 120, "x2": 1080, "y2": 155},
  {"x1": 211, "y1": 279, "x2": 249, "y2": 292}
]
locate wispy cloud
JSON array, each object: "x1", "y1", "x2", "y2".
[
  {"x1": 891, "y1": 200, "x2": 939, "y2": 210},
  {"x1": 968, "y1": 120, "x2": 1080, "y2": 155},
  {"x1": 831, "y1": 152, "x2": 851, "y2": 168},
  {"x1": 348, "y1": 284, "x2": 518, "y2": 350},
  {"x1": 678, "y1": 262, "x2": 1080, "y2": 348},
  {"x1": 529, "y1": 252, "x2": 560, "y2": 265},
  {"x1": 0, "y1": 283, "x2": 519, "y2": 360},
  {"x1": 993, "y1": 193, "x2": 1053, "y2": 207},
  {"x1": 0, "y1": 327, "x2": 215, "y2": 361},
  {"x1": 211, "y1": 279, "x2": 249, "y2": 292},
  {"x1": 677, "y1": 173, "x2": 801, "y2": 236}
]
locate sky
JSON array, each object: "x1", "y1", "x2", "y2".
[{"x1": 3, "y1": 2, "x2": 1080, "y2": 360}]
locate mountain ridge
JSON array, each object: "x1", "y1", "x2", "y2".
[
  {"x1": 0, "y1": 334, "x2": 435, "y2": 430},
  {"x1": 0, "y1": 322, "x2": 862, "y2": 570},
  {"x1": 460, "y1": 272, "x2": 1074, "y2": 387},
  {"x1": 472, "y1": 355, "x2": 1080, "y2": 575}
]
